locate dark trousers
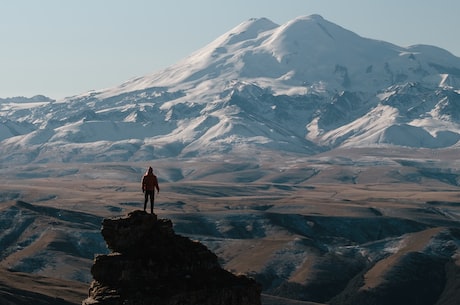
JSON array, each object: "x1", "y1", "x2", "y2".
[{"x1": 144, "y1": 190, "x2": 155, "y2": 213}]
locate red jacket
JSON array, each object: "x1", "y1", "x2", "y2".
[{"x1": 142, "y1": 171, "x2": 160, "y2": 192}]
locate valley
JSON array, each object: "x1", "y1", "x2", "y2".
[{"x1": 0, "y1": 148, "x2": 459, "y2": 304}]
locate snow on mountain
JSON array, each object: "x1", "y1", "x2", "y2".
[{"x1": 2, "y1": 15, "x2": 460, "y2": 163}]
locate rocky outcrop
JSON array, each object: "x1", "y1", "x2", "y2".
[{"x1": 82, "y1": 210, "x2": 261, "y2": 305}]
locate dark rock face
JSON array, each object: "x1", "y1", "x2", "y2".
[{"x1": 82, "y1": 210, "x2": 261, "y2": 305}]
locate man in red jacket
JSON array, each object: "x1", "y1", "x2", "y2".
[{"x1": 141, "y1": 166, "x2": 160, "y2": 214}]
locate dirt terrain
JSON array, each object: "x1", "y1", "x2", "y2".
[{"x1": 0, "y1": 147, "x2": 459, "y2": 304}]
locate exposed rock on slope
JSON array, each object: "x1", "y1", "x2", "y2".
[{"x1": 82, "y1": 210, "x2": 261, "y2": 305}]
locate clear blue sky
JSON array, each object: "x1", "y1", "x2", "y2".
[{"x1": 1, "y1": 0, "x2": 459, "y2": 99}]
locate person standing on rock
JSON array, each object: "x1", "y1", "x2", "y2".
[{"x1": 141, "y1": 166, "x2": 160, "y2": 214}]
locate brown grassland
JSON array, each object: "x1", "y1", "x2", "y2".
[{"x1": 0, "y1": 147, "x2": 459, "y2": 304}]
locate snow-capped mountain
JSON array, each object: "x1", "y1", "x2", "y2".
[{"x1": 2, "y1": 14, "x2": 460, "y2": 163}]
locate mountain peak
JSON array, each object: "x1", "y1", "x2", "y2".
[
  {"x1": 305, "y1": 13, "x2": 325, "y2": 20},
  {"x1": 225, "y1": 17, "x2": 278, "y2": 46},
  {"x1": 2, "y1": 15, "x2": 460, "y2": 162}
]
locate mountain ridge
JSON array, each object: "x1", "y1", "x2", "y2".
[{"x1": 1, "y1": 14, "x2": 460, "y2": 163}]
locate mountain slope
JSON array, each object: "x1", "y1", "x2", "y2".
[
  {"x1": 0, "y1": 201, "x2": 105, "y2": 283},
  {"x1": 1, "y1": 15, "x2": 460, "y2": 163},
  {"x1": 0, "y1": 268, "x2": 86, "y2": 305}
]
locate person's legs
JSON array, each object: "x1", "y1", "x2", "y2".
[
  {"x1": 150, "y1": 192, "x2": 154, "y2": 214},
  {"x1": 144, "y1": 192, "x2": 149, "y2": 211}
]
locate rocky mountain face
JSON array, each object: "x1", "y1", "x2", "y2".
[
  {"x1": 1, "y1": 15, "x2": 460, "y2": 163},
  {"x1": 82, "y1": 210, "x2": 261, "y2": 305}
]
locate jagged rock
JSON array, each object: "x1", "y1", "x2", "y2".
[{"x1": 82, "y1": 210, "x2": 261, "y2": 305}]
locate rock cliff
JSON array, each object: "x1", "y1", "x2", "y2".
[{"x1": 82, "y1": 210, "x2": 261, "y2": 305}]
